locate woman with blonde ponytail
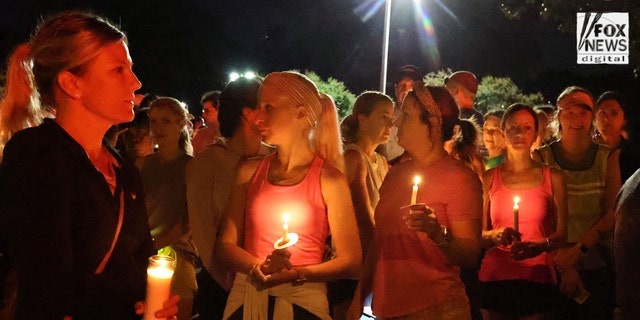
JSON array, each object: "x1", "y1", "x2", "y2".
[
  {"x1": 0, "y1": 43, "x2": 43, "y2": 163},
  {"x1": 216, "y1": 71, "x2": 361, "y2": 319}
]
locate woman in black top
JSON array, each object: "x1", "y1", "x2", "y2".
[{"x1": 0, "y1": 11, "x2": 178, "y2": 320}]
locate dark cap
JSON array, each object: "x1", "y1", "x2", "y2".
[
  {"x1": 445, "y1": 71, "x2": 478, "y2": 95},
  {"x1": 394, "y1": 65, "x2": 423, "y2": 83}
]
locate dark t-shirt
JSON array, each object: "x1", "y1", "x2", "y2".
[
  {"x1": 614, "y1": 169, "x2": 640, "y2": 319},
  {"x1": 0, "y1": 119, "x2": 154, "y2": 320}
]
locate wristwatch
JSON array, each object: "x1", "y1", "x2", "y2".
[
  {"x1": 434, "y1": 225, "x2": 449, "y2": 246},
  {"x1": 292, "y1": 276, "x2": 307, "y2": 286}
]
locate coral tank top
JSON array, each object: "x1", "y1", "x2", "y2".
[{"x1": 244, "y1": 155, "x2": 329, "y2": 266}]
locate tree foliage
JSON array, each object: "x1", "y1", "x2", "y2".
[
  {"x1": 304, "y1": 71, "x2": 356, "y2": 120},
  {"x1": 475, "y1": 76, "x2": 544, "y2": 114}
]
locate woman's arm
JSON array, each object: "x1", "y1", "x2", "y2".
[
  {"x1": 294, "y1": 165, "x2": 362, "y2": 282},
  {"x1": 344, "y1": 150, "x2": 375, "y2": 256},
  {"x1": 215, "y1": 160, "x2": 264, "y2": 275}
]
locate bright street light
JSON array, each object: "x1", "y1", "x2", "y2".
[
  {"x1": 229, "y1": 72, "x2": 241, "y2": 82},
  {"x1": 229, "y1": 71, "x2": 256, "y2": 82}
]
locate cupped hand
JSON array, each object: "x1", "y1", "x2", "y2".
[
  {"x1": 260, "y1": 248, "x2": 292, "y2": 275},
  {"x1": 492, "y1": 227, "x2": 521, "y2": 246},
  {"x1": 510, "y1": 241, "x2": 544, "y2": 260},
  {"x1": 134, "y1": 294, "x2": 180, "y2": 319},
  {"x1": 404, "y1": 204, "x2": 442, "y2": 241},
  {"x1": 558, "y1": 267, "x2": 583, "y2": 298},
  {"x1": 263, "y1": 268, "x2": 299, "y2": 288}
]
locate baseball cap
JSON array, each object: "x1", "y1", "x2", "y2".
[
  {"x1": 557, "y1": 91, "x2": 593, "y2": 111},
  {"x1": 445, "y1": 71, "x2": 478, "y2": 95},
  {"x1": 394, "y1": 65, "x2": 423, "y2": 83}
]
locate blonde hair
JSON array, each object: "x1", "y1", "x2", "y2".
[
  {"x1": 1, "y1": 44, "x2": 42, "y2": 138},
  {"x1": 263, "y1": 71, "x2": 345, "y2": 172},
  {"x1": 29, "y1": 11, "x2": 126, "y2": 108},
  {"x1": 148, "y1": 97, "x2": 193, "y2": 156}
]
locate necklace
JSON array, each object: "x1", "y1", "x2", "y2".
[{"x1": 272, "y1": 167, "x2": 309, "y2": 185}]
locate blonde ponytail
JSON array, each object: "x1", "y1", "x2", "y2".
[{"x1": 311, "y1": 93, "x2": 345, "y2": 173}]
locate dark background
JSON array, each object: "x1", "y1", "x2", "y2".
[{"x1": 1, "y1": 0, "x2": 638, "y2": 115}]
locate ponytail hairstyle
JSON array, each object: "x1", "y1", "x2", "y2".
[
  {"x1": 313, "y1": 93, "x2": 345, "y2": 173},
  {"x1": 1, "y1": 43, "x2": 42, "y2": 138},
  {"x1": 148, "y1": 97, "x2": 193, "y2": 156},
  {"x1": 29, "y1": 11, "x2": 125, "y2": 108},
  {"x1": 263, "y1": 71, "x2": 345, "y2": 173}
]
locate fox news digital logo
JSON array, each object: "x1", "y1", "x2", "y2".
[{"x1": 577, "y1": 12, "x2": 628, "y2": 64}]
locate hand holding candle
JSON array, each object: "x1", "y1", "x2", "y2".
[
  {"x1": 410, "y1": 176, "x2": 421, "y2": 205},
  {"x1": 513, "y1": 196, "x2": 520, "y2": 234},
  {"x1": 143, "y1": 255, "x2": 175, "y2": 320}
]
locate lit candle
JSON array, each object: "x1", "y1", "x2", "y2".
[
  {"x1": 513, "y1": 196, "x2": 520, "y2": 233},
  {"x1": 282, "y1": 213, "x2": 290, "y2": 244},
  {"x1": 143, "y1": 255, "x2": 175, "y2": 320},
  {"x1": 410, "y1": 176, "x2": 421, "y2": 205}
]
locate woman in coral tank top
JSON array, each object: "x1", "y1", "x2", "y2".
[
  {"x1": 216, "y1": 71, "x2": 361, "y2": 319},
  {"x1": 478, "y1": 104, "x2": 567, "y2": 319}
]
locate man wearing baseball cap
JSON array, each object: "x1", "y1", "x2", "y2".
[
  {"x1": 445, "y1": 71, "x2": 484, "y2": 125},
  {"x1": 384, "y1": 65, "x2": 424, "y2": 163}
]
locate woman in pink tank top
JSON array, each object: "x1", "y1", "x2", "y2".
[
  {"x1": 479, "y1": 104, "x2": 568, "y2": 319},
  {"x1": 349, "y1": 84, "x2": 484, "y2": 320},
  {"x1": 216, "y1": 71, "x2": 361, "y2": 320}
]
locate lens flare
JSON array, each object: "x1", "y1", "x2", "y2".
[
  {"x1": 354, "y1": 0, "x2": 386, "y2": 22},
  {"x1": 412, "y1": 0, "x2": 441, "y2": 68}
]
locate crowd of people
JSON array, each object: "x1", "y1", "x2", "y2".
[{"x1": 1, "y1": 9, "x2": 640, "y2": 320}]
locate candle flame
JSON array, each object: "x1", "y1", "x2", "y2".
[
  {"x1": 413, "y1": 176, "x2": 421, "y2": 186},
  {"x1": 283, "y1": 213, "x2": 290, "y2": 224},
  {"x1": 514, "y1": 196, "x2": 520, "y2": 206}
]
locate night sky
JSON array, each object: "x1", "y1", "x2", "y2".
[{"x1": 1, "y1": 0, "x2": 638, "y2": 113}]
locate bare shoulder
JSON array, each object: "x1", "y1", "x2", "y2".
[
  {"x1": 320, "y1": 162, "x2": 348, "y2": 187},
  {"x1": 344, "y1": 149, "x2": 365, "y2": 164},
  {"x1": 343, "y1": 149, "x2": 366, "y2": 175}
]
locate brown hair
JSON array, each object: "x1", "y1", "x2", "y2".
[
  {"x1": 341, "y1": 91, "x2": 393, "y2": 144},
  {"x1": 29, "y1": 11, "x2": 126, "y2": 107}
]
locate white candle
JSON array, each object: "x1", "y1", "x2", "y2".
[
  {"x1": 410, "y1": 176, "x2": 421, "y2": 205},
  {"x1": 143, "y1": 255, "x2": 175, "y2": 320},
  {"x1": 513, "y1": 196, "x2": 520, "y2": 233},
  {"x1": 282, "y1": 213, "x2": 290, "y2": 244}
]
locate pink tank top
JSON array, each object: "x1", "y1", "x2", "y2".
[
  {"x1": 478, "y1": 165, "x2": 556, "y2": 283},
  {"x1": 244, "y1": 155, "x2": 329, "y2": 266}
]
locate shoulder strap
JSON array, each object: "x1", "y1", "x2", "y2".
[{"x1": 95, "y1": 190, "x2": 125, "y2": 275}]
